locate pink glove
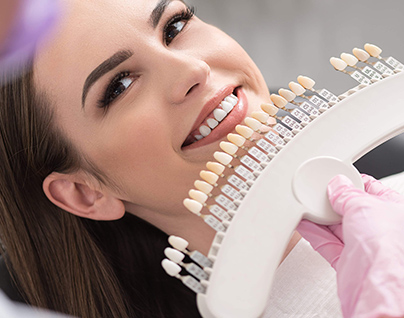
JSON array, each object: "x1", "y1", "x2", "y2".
[{"x1": 297, "y1": 174, "x2": 404, "y2": 318}]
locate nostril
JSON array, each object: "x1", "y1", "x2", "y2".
[{"x1": 186, "y1": 83, "x2": 199, "y2": 96}]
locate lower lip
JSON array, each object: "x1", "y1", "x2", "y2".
[{"x1": 182, "y1": 88, "x2": 248, "y2": 150}]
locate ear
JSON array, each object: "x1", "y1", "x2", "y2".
[{"x1": 42, "y1": 172, "x2": 125, "y2": 221}]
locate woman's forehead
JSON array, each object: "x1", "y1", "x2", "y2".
[{"x1": 34, "y1": 0, "x2": 155, "y2": 94}]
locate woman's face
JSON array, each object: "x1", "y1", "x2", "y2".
[{"x1": 34, "y1": 0, "x2": 270, "y2": 222}]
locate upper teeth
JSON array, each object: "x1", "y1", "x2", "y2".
[{"x1": 194, "y1": 93, "x2": 238, "y2": 141}]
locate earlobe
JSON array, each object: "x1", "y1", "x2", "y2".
[{"x1": 43, "y1": 172, "x2": 125, "y2": 221}]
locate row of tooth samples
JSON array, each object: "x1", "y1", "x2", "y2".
[
  {"x1": 182, "y1": 44, "x2": 401, "y2": 234},
  {"x1": 166, "y1": 43, "x2": 402, "y2": 296},
  {"x1": 183, "y1": 74, "x2": 343, "y2": 233},
  {"x1": 161, "y1": 236, "x2": 215, "y2": 294},
  {"x1": 330, "y1": 43, "x2": 404, "y2": 88}
]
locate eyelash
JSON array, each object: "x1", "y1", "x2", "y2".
[{"x1": 97, "y1": 5, "x2": 195, "y2": 110}]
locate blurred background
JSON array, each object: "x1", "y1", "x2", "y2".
[{"x1": 188, "y1": 0, "x2": 404, "y2": 178}]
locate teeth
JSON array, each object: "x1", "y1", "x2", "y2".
[
  {"x1": 199, "y1": 125, "x2": 211, "y2": 137},
  {"x1": 225, "y1": 94, "x2": 238, "y2": 104},
  {"x1": 207, "y1": 118, "x2": 219, "y2": 129},
  {"x1": 213, "y1": 109, "x2": 227, "y2": 122},
  {"x1": 221, "y1": 101, "x2": 234, "y2": 113},
  {"x1": 187, "y1": 93, "x2": 239, "y2": 145}
]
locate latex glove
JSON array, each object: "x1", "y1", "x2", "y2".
[{"x1": 297, "y1": 174, "x2": 404, "y2": 318}]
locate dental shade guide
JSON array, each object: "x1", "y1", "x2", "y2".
[{"x1": 162, "y1": 44, "x2": 404, "y2": 318}]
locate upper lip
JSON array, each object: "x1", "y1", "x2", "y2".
[{"x1": 186, "y1": 85, "x2": 237, "y2": 138}]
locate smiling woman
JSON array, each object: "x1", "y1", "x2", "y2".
[{"x1": 0, "y1": 0, "x2": 272, "y2": 317}]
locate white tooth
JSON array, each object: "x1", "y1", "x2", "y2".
[
  {"x1": 213, "y1": 109, "x2": 227, "y2": 122},
  {"x1": 207, "y1": 118, "x2": 219, "y2": 129},
  {"x1": 195, "y1": 135, "x2": 204, "y2": 140},
  {"x1": 199, "y1": 125, "x2": 211, "y2": 137},
  {"x1": 225, "y1": 95, "x2": 238, "y2": 106},
  {"x1": 221, "y1": 101, "x2": 234, "y2": 113}
]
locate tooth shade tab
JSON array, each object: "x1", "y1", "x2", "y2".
[
  {"x1": 189, "y1": 189, "x2": 209, "y2": 203},
  {"x1": 270, "y1": 94, "x2": 288, "y2": 108},
  {"x1": 206, "y1": 161, "x2": 225, "y2": 175},
  {"x1": 194, "y1": 180, "x2": 214, "y2": 195},
  {"x1": 214, "y1": 151, "x2": 234, "y2": 166},
  {"x1": 183, "y1": 198, "x2": 203, "y2": 214},
  {"x1": 297, "y1": 76, "x2": 315, "y2": 89},
  {"x1": 364, "y1": 43, "x2": 382, "y2": 57},
  {"x1": 220, "y1": 141, "x2": 239, "y2": 155},
  {"x1": 278, "y1": 88, "x2": 296, "y2": 102},
  {"x1": 261, "y1": 103, "x2": 279, "y2": 117},
  {"x1": 162, "y1": 259, "x2": 181, "y2": 277},
  {"x1": 227, "y1": 133, "x2": 246, "y2": 147},
  {"x1": 340, "y1": 53, "x2": 358, "y2": 67},
  {"x1": 200, "y1": 170, "x2": 219, "y2": 185},
  {"x1": 207, "y1": 118, "x2": 219, "y2": 129},
  {"x1": 251, "y1": 111, "x2": 270, "y2": 124},
  {"x1": 330, "y1": 57, "x2": 348, "y2": 71},
  {"x1": 164, "y1": 247, "x2": 185, "y2": 264},
  {"x1": 168, "y1": 235, "x2": 189, "y2": 251},
  {"x1": 352, "y1": 48, "x2": 370, "y2": 62},
  {"x1": 288, "y1": 81, "x2": 306, "y2": 96},
  {"x1": 235, "y1": 125, "x2": 254, "y2": 138},
  {"x1": 244, "y1": 117, "x2": 262, "y2": 131}
]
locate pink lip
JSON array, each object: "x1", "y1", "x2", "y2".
[{"x1": 182, "y1": 87, "x2": 248, "y2": 150}]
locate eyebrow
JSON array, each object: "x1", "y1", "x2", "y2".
[
  {"x1": 82, "y1": 50, "x2": 133, "y2": 108},
  {"x1": 150, "y1": 0, "x2": 173, "y2": 28},
  {"x1": 82, "y1": 0, "x2": 180, "y2": 108}
]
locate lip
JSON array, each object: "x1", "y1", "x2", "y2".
[{"x1": 182, "y1": 87, "x2": 248, "y2": 150}]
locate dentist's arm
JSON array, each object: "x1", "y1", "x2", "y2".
[{"x1": 297, "y1": 174, "x2": 404, "y2": 318}]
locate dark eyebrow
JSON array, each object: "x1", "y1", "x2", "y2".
[
  {"x1": 150, "y1": 0, "x2": 173, "y2": 28},
  {"x1": 82, "y1": 49, "x2": 133, "y2": 108}
]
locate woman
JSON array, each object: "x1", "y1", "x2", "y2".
[{"x1": 0, "y1": 0, "x2": 294, "y2": 316}]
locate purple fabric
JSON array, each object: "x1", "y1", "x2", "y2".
[{"x1": 0, "y1": 0, "x2": 60, "y2": 74}]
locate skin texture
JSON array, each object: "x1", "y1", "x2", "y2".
[{"x1": 35, "y1": 0, "x2": 300, "y2": 254}]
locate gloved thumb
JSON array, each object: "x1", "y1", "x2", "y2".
[{"x1": 327, "y1": 174, "x2": 369, "y2": 217}]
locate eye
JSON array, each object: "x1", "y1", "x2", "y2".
[
  {"x1": 164, "y1": 6, "x2": 195, "y2": 45},
  {"x1": 98, "y1": 71, "x2": 135, "y2": 109}
]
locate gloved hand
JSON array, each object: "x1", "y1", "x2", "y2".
[{"x1": 297, "y1": 174, "x2": 404, "y2": 318}]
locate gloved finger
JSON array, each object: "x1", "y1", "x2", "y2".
[
  {"x1": 361, "y1": 174, "x2": 404, "y2": 203},
  {"x1": 327, "y1": 174, "x2": 371, "y2": 217},
  {"x1": 297, "y1": 220, "x2": 343, "y2": 268}
]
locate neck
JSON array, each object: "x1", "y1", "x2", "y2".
[{"x1": 127, "y1": 204, "x2": 216, "y2": 255}]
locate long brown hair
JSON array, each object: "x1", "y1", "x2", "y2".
[{"x1": 0, "y1": 64, "x2": 200, "y2": 317}]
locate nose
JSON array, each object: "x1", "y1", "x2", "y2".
[{"x1": 157, "y1": 52, "x2": 210, "y2": 104}]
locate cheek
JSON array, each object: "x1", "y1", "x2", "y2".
[{"x1": 86, "y1": 111, "x2": 198, "y2": 211}]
